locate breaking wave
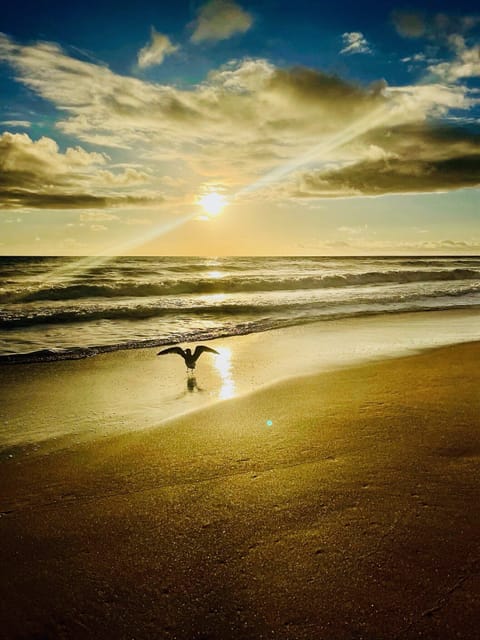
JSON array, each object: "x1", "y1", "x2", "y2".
[
  {"x1": 1, "y1": 283, "x2": 480, "y2": 328},
  {"x1": 2, "y1": 268, "x2": 479, "y2": 303},
  {"x1": 2, "y1": 256, "x2": 479, "y2": 363}
]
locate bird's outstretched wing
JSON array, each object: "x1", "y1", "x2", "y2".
[
  {"x1": 193, "y1": 345, "x2": 219, "y2": 361},
  {"x1": 157, "y1": 347, "x2": 186, "y2": 357}
]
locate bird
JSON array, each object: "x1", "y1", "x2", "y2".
[{"x1": 157, "y1": 345, "x2": 219, "y2": 371}]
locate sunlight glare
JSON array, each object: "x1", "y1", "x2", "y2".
[
  {"x1": 213, "y1": 347, "x2": 236, "y2": 400},
  {"x1": 198, "y1": 192, "x2": 228, "y2": 217}
]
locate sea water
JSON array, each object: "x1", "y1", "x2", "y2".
[{"x1": 1, "y1": 255, "x2": 479, "y2": 361}]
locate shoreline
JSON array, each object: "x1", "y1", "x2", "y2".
[
  {"x1": 1, "y1": 308, "x2": 479, "y2": 454},
  {"x1": 1, "y1": 340, "x2": 479, "y2": 638},
  {"x1": 1, "y1": 305, "x2": 480, "y2": 366}
]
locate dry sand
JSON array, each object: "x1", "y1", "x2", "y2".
[{"x1": 1, "y1": 341, "x2": 479, "y2": 639}]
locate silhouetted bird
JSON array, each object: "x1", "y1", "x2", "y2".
[{"x1": 157, "y1": 345, "x2": 219, "y2": 371}]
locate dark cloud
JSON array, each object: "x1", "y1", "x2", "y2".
[
  {"x1": 392, "y1": 11, "x2": 426, "y2": 38},
  {"x1": 293, "y1": 124, "x2": 480, "y2": 197},
  {"x1": 0, "y1": 189, "x2": 162, "y2": 210},
  {"x1": 190, "y1": 0, "x2": 253, "y2": 43},
  {"x1": 298, "y1": 155, "x2": 480, "y2": 197},
  {"x1": 392, "y1": 10, "x2": 480, "y2": 41},
  {"x1": 364, "y1": 123, "x2": 480, "y2": 159},
  {"x1": 267, "y1": 66, "x2": 384, "y2": 109}
]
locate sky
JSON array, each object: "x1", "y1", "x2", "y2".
[{"x1": 0, "y1": 0, "x2": 479, "y2": 255}]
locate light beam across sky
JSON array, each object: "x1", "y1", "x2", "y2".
[{"x1": 0, "y1": 0, "x2": 479, "y2": 255}]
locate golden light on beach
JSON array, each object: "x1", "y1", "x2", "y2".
[
  {"x1": 197, "y1": 192, "x2": 227, "y2": 218},
  {"x1": 213, "y1": 347, "x2": 235, "y2": 400},
  {"x1": 4, "y1": 1, "x2": 480, "y2": 637}
]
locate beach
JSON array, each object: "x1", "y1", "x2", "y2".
[
  {"x1": 2, "y1": 0, "x2": 480, "y2": 635},
  {"x1": 1, "y1": 319, "x2": 479, "y2": 639}
]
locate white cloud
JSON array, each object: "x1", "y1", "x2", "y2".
[
  {"x1": 340, "y1": 32, "x2": 372, "y2": 55},
  {"x1": 429, "y1": 44, "x2": 480, "y2": 81},
  {"x1": 191, "y1": 0, "x2": 253, "y2": 43},
  {"x1": 0, "y1": 130, "x2": 107, "y2": 173},
  {"x1": 0, "y1": 33, "x2": 479, "y2": 203},
  {"x1": 338, "y1": 225, "x2": 367, "y2": 235},
  {"x1": 95, "y1": 168, "x2": 150, "y2": 186},
  {"x1": 1, "y1": 120, "x2": 31, "y2": 128},
  {"x1": 80, "y1": 212, "x2": 119, "y2": 222},
  {"x1": 137, "y1": 28, "x2": 179, "y2": 68},
  {"x1": 0, "y1": 131, "x2": 163, "y2": 209},
  {"x1": 401, "y1": 53, "x2": 427, "y2": 63}
]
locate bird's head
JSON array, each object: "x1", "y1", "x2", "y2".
[{"x1": 185, "y1": 348, "x2": 192, "y2": 355}]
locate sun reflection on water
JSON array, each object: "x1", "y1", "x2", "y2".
[
  {"x1": 213, "y1": 347, "x2": 236, "y2": 400},
  {"x1": 203, "y1": 293, "x2": 227, "y2": 304}
]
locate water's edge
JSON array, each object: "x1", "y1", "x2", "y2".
[{"x1": 1, "y1": 305, "x2": 479, "y2": 365}]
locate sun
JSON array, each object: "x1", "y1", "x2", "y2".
[{"x1": 197, "y1": 191, "x2": 228, "y2": 217}]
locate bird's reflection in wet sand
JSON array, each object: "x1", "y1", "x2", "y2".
[
  {"x1": 174, "y1": 375, "x2": 205, "y2": 399},
  {"x1": 186, "y1": 375, "x2": 203, "y2": 393}
]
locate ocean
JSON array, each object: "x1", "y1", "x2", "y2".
[{"x1": 1, "y1": 255, "x2": 479, "y2": 363}]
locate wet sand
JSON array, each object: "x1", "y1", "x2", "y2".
[
  {"x1": 1, "y1": 341, "x2": 480, "y2": 639},
  {"x1": 1, "y1": 308, "x2": 479, "y2": 453}
]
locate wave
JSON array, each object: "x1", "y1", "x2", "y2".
[
  {"x1": 2, "y1": 268, "x2": 479, "y2": 302},
  {"x1": 2, "y1": 301, "x2": 480, "y2": 365},
  {"x1": 0, "y1": 319, "x2": 280, "y2": 364},
  {"x1": 2, "y1": 284, "x2": 479, "y2": 328}
]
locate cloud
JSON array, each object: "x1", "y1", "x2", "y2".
[
  {"x1": 405, "y1": 16, "x2": 480, "y2": 82},
  {"x1": 392, "y1": 11, "x2": 426, "y2": 38},
  {"x1": 393, "y1": 10, "x2": 480, "y2": 42},
  {"x1": 190, "y1": 0, "x2": 253, "y2": 43},
  {"x1": 137, "y1": 28, "x2": 179, "y2": 68},
  {"x1": 79, "y1": 212, "x2": 119, "y2": 222},
  {"x1": 296, "y1": 154, "x2": 480, "y2": 197},
  {"x1": 340, "y1": 32, "x2": 371, "y2": 55},
  {"x1": 95, "y1": 168, "x2": 150, "y2": 186},
  {"x1": 289, "y1": 124, "x2": 480, "y2": 198},
  {"x1": 0, "y1": 131, "x2": 163, "y2": 209},
  {"x1": 0, "y1": 130, "x2": 107, "y2": 175},
  {"x1": 0, "y1": 32, "x2": 479, "y2": 204},
  {"x1": 1, "y1": 120, "x2": 31, "y2": 128},
  {"x1": 431, "y1": 13, "x2": 480, "y2": 38},
  {"x1": 0, "y1": 34, "x2": 392, "y2": 164},
  {"x1": 301, "y1": 235, "x2": 480, "y2": 254},
  {"x1": 428, "y1": 42, "x2": 480, "y2": 81},
  {"x1": 337, "y1": 225, "x2": 367, "y2": 235},
  {"x1": 402, "y1": 53, "x2": 426, "y2": 62}
]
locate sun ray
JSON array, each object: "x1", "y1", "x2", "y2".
[
  {"x1": 10, "y1": 212, "x2": 197, "y2": 303},
  {"x1": 14, "y1": 102, "x2": 399, "y2": 299},
  {"x1": 238, "y1": 102, "x2": 390, "y2": 195}
]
